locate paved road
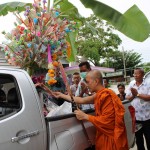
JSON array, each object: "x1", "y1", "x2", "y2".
[
  {"x1": 130, "y1": 145, "x2": 137, "y2": 150},
  {"x1": 130, "y1": 142, "x2": 147, "y2": 150},
  {"x1": 109, "y1": 84, "x2": 129, "y2": 94}
]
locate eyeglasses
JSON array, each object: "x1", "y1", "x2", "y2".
[{"x1": 133, "y1": 73, "x2": 141, "y2": 76}]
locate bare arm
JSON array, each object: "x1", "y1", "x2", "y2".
[
  {"x1": 131, "y1": 87, "x2": 150, "y2": 101},
  {"x1": 53, "y1": 92, "x2": 95, "y2": 104},
  {"x1": 126, "y1": 87, "x2": 150, "y2": 101},
  {"x1": 126, "y1": 95, "x2": 135, "y2": 101},
  {"x1": 136, "y1": 94, "x2": 150, "y2": 101},
  {"x1": 39, "y1": 83, "x2": 96, "y2": 103}
]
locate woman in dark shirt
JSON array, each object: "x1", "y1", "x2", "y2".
[{"x1": 117, "y1": 83, "x2": 126, "y2": 101}]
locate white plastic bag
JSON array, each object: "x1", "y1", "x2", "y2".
[{"x1": 46, "y1": 101, "x2": 72, "y2": 117}]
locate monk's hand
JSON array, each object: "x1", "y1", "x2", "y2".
[
  {"x1": 40, "y1": 84, "x2": 53, "y2": 95},
  {"x1": 74, "y1": 108, "x2": 88, "y2": 120},
  {"x1": 52, "y1": 92, "x2": 63, "y2": 99},
  {"x1": 35, "y1": 82, "x2": 42, "y2": 87}
]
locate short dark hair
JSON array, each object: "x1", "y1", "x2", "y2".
[
  {"x1": 103, "y1": 77, "x2": 109, "y2": 83},
  {"x1": 117, "y1": 83, "x2": 125, "y2": 88},
  {"x1": 79, "y1": 61, "x2": 91, "y2": 70},
  {"x1": 73, "y1": 72, "x2": 80, "y2": 75},
  {"x1": 134, "y1": 68, "x2": 144, "y2": 75}
]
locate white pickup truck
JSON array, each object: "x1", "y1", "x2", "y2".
[{"x1": 0, "y1": 68, "x2": 135, "y2": 150}]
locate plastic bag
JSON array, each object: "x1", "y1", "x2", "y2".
[{"x1": 46, "y1": 101, "x2": 72, "y2": 117}]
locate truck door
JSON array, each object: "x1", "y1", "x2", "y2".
[{"x1": 0, "y1": 69, "x2": 47, "y2": 150}]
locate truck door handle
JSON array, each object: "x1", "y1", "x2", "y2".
[{"x1": 11, "y1": 130, "x2": 39, "y2": 143}]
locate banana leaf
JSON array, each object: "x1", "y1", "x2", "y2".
[
  {"x1": 1, "y1": 0, "x2": 149, "y2": 42},
  {"x1": 0, "y1": 2, "x2": 32, "y2": 16},
  {"x1": 54, "y1": 0, "x2": 83, "y2": 22},
  {"x1": 66, "y1": 31, "x2": 78, "y2": 62},
  {"x1": 80, "y1": 0, "x2": 150, "y2": 42}
]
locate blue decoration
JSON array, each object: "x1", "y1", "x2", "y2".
[
  {"x1": 65, "y1": 28, "x2": 71, "y2": 33},
  {"x1": 55, "y1": 11, "x2": 59, "y2": 17},
  {"x1": 37, "y1": 13, "x2": 41, "y2": 17},
  {"x1": 27, "y1": 43, "x2": 32, "y2": 48},
  {"x1": 33, "y1": 18, "x2": 38, "y2": 24},
  {"x1": 51, "y1": 44, "x2": 56, "y2": 50}
]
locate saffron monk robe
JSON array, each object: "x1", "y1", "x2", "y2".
[{"x1": 50, "y1": 70, "x2": 129, "y2": 150}]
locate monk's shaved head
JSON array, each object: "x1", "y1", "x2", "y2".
[
  {"x1": 85, "y1": 70, "x2": 104, "y2": 92},
  {"x1": 87, "y1": 70, "x2": 103, "y2": 84}
]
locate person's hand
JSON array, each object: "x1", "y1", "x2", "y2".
[
  {"x1": 39, "y1": 83, "x2": 53, "y2": 95},
  {"x1": 131, "y1": 88, "x2": 138, "y2": 97},
  {"x1": 74, "y1": 108, "x2": 89, "y2": 120},
  {"x1": 35, "y1": 82, "x2": 42, "y2": 87},
  {"x1": 81, "y1": 82, "x2": 89, "y2": 94},
  {"x1": 52, "y1": 92, "x2": 63, "y2": 99}
]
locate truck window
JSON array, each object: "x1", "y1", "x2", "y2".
[{"x1": 0, "y1": 74, "x2": 21, "y2": 119}]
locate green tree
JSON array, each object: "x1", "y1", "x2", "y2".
[
  {"x1": 102, "y1": 50, "x2": 142, "y2": 70},
  {"x1": 139, "y1": 62, "x2": 150, "y2": 74},
  {"x1": 77, "y1": 15, "x2": 122, "y2": 66}
]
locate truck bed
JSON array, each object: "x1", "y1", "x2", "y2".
[{"x1": 46, "y1": 100, "x2": 135, "y2": 150}]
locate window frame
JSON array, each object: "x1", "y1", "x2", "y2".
[{"x1": 0, "y1": 73, "x2": 22, "y2": 120}]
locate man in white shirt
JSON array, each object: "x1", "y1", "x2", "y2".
[
  {"x1": 75, "y1": 61, "x2": 94, "y2": 110},
  {"x1": 126, "y1": 68, "x2": 150, "y2": 150}
]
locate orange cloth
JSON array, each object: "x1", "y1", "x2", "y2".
[{"x1": 88, "y1": 88, "x2": 128, "y2": 150}]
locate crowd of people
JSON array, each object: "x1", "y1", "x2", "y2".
[{"x1": 33, "y1": 62, "x2": 150, "y2": 150}]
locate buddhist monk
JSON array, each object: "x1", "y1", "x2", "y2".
[{"x1": 43, "y1": 70, "x2": 128, "y2": 150}]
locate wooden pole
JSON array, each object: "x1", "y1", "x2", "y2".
[{"x1": 122, "y1": 46, "x2": 127, "y2": 83}]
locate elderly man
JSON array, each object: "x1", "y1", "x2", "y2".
[
  {"x1": 52, "y1": 70, "x2": 128, "y2": 150},
  {"x1": 126, "y1": 68, "x2": 150, "y2": 150}
]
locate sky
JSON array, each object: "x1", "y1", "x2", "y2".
[{"x1": 0, "y1": 0, "x2": 150, "y2": 63}]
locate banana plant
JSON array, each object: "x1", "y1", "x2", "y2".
[
  {"x1": 0, "y1": 2, "x2": 32, "y2": 16},
  {"x1": 80, "y1": 0, "x2": 150, "y2": 42}
]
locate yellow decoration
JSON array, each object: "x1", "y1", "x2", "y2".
[
  {"x1": 52, "y1": 61, "x2": 59, "y2": 67},
  {"x1": 52, "y1": 54, "x2": 57, "y2": 61},
  {"x1": 66, "y1": 41, "x2": 71, "y2": 58},
  {"x1": 48, "y1": 73, "x2": 55, "y2": 77},
  {"x1": 48, "y1": 78, "x2": 57, "y2": 85},
  {"x1": 48, "y1": 69, "x2": 55, "y2": 74}
]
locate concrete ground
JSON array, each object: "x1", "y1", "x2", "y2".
[
  {"x1": 130, "y1": 145, "x2": 137, "y2": 150},
  {"x1": 109, "y1": 84, "x2": 129, "y2": 94},
  {"x1": 130, "y1": 141, "x2": 147, "y2": 150}
]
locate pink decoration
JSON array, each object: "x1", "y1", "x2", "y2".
[
  {"x1": 59, "y1": 62, "x2": 67, "y2": 84},
  {"x1": 2, "y1": 0, "x2": 77, "y2": 79},
  {"x1": 47, "y1": 44, "x2": 52, "y2": 63},
  {"x1": 37, "y1": 31, "x2": 41, "y2": 37}
]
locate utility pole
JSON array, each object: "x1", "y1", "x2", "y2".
[{"x1": 122, "y1": 46, "x2": 127, "y2": 83}]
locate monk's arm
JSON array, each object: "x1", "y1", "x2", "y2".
[{"x1": 53, "y1": 92, "x2": 95, "y2": 104}]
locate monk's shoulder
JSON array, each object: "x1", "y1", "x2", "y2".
[{"x1": 97, "y1": 88, "x2": 112, "y2": 99}]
